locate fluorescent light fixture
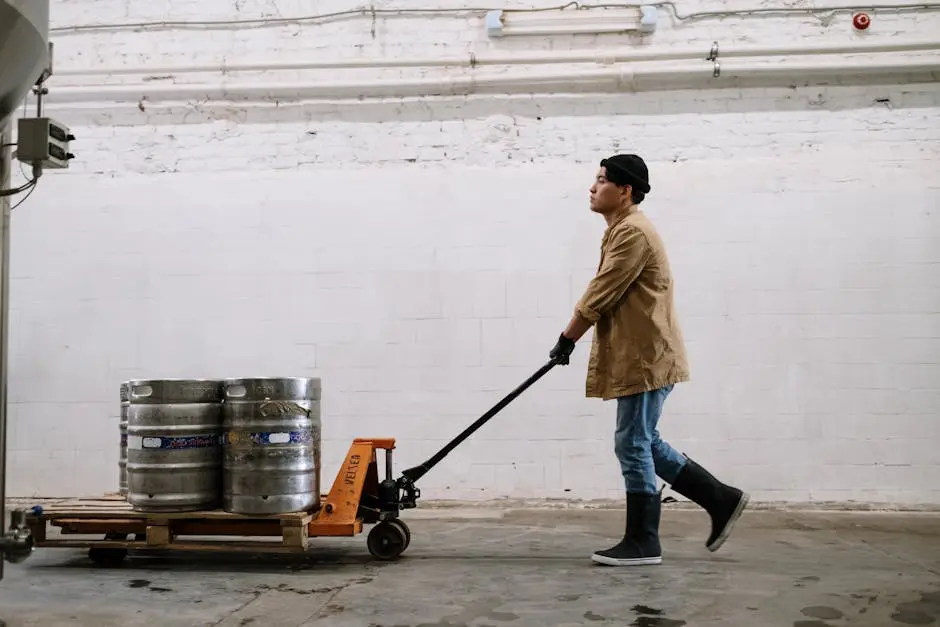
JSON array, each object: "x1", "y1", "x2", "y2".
[{"x1": 485, "y1": 7, "x2": 658, "y2": 37}]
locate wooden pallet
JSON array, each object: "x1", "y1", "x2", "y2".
[
  {"x1": 21, "y1": 438, "x2": 409, "y2": 561},
  {"x1": 27, "y1": 496, "x2": 322, "y2": 554}
]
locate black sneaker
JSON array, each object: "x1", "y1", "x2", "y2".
[
  {"x1": 670, "y1": 457, "x2": 749, "y2": 552},
  {"x1": 591, "y1": 492, "x2": 663, "y2": 566}
]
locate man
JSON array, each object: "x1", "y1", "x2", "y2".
[{"x1": 549, "y1": 154, "x2": 749, "y2": 567}]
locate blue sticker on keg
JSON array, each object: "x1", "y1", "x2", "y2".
[
  {"x1": 225, "y1": 429, "x2": 315, "y2": 446},
  {"x1": 128, "y1": 434, "x2": 220, "y2": 450}
]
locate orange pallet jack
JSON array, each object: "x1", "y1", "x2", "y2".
[{"x1": 24, "y1": 359, "x2": 560, "y2": 564}]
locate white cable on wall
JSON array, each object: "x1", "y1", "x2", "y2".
[{"x1": 47, "y1": 2, "x2": 940, "y2": 33}]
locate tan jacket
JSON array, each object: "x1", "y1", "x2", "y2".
[{"x1": 574, "y1": 210, "x2": 690, "y2": 400}]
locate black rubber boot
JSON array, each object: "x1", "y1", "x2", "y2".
[
  {"x1": 670, "y1": 457, "x2": 749, "y2": 552},
  {"x1": 591, "y1": 492, "x2": 663, "y2": 566}
]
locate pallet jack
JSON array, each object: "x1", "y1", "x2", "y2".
[
  {"x1": 24, "y1": 358, "x2": 561, "y2": 564},
  {"x1": 358, "y1": 358, "x2": 560, "y2": 559}
]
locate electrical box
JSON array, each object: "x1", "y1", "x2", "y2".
[{"x1": 16, "y1": 117, "x2": 75, "y2": 169}]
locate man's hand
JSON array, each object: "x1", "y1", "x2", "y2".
[{"x1": 549, "y1": 333, "x2": 576, "y2": 365}]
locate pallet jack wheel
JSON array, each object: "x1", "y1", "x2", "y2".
[
  {"x1": 367, "y1": 520, "x2": 408, "y2": 561},
  {"x1": 89, "y1": 532, "x2": 128, "y2": 566},
  {"x1": 387, "y1": 518, "x2": 411, "y2": 550}
]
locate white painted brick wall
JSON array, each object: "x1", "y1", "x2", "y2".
[{"x1": 3, "y1": 0, "x2": 940, "y2": 506}]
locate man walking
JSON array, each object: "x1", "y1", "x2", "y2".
[{"x1": 549, "y1": 154, "x2": 749, "y2": 567}]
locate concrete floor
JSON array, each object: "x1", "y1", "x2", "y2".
[{"x1": 0, "y1": 504, "x2": 938, "y2": 627}]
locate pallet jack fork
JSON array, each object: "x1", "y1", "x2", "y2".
[{"x1": 23, "y1": 359, "x2": 560, "y2": 564}]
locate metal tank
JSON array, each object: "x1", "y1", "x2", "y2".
[
  {"x1": 119, "y1": 382, "x2": 129, "y2": 496},
  {"x1": 1, "y1": 0, "x2": 51, "y2": 578},
  {"x1": 125, "y1": 379, "x2": 224, "y2": 512},
  {"x1": 0, "y1": 0, "x2": 50, "y2": 128},
  {"x1": 222, "y1": 377, "x2": 322, "y2": 515}
]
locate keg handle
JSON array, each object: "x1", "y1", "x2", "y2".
[
  {"x1": 130, "y1": 384, "x2": 153, "y2": 399},
  {"x1": 225, "y1": 385, "x2": 247, "y2": 398}
]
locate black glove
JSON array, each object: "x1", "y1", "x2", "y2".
[{"x1": 549, "y1": 333, "x2": 576, "y2": 365}]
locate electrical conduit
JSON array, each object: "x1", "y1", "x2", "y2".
[
  {"x1": 51, "y1": 38, "x2": 940, "y2": 77},
  {"x1": 44, "y1": 55, "x2": 940, "y2": 103}
]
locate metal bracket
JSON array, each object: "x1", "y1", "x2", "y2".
[
  {"x1": 639, "y1": 5, "x2": 658, "y2": 33},
  {"x1": 35, "y1": 42, "x2": 54, "y2": 85},
  {"x1": 485, "y1": 10, "x2": 505, "y2": 37},
  {"x1": 707, "y1": 41, "x2": 721, "y2": 78}
]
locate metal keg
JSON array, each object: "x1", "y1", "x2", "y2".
[
  {"x1": 222, "y1": 377, "x2": 321, "y2": 515},
  {"x1": 126, "y1": 378, "x2": 224, "y2": 512},
  {"x1": 119, "y1": 381, "x2": 129, "y2": 496}
]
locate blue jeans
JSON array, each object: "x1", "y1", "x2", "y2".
[{"x1": 614, "y1": 384, "x2": 687, "y2": 495}]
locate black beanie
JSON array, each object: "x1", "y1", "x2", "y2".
[{"x1": 600, "y1": 154, "x2": 651, "y2": 194}]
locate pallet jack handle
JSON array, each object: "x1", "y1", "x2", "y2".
[{"x1": 394, "y1": 357, "x2": 561, "y2": 508}]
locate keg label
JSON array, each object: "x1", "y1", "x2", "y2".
[
  {"x1": 225, "y1": 429, "x2": 316, "y2": 446},
  {"x1": 258, "y1": 400, "x2": 310, "y2": 417},
  {"x1": 127, "y1": 434, "x2": 220, "y2": 450}
]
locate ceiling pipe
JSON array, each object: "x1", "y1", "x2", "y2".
[
  {"x1": 50, "y1": 38, "x2": 940, "y2": 78},
  {"x1": 42, "y1": 55, "x2": 940, "y2": 104}
]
